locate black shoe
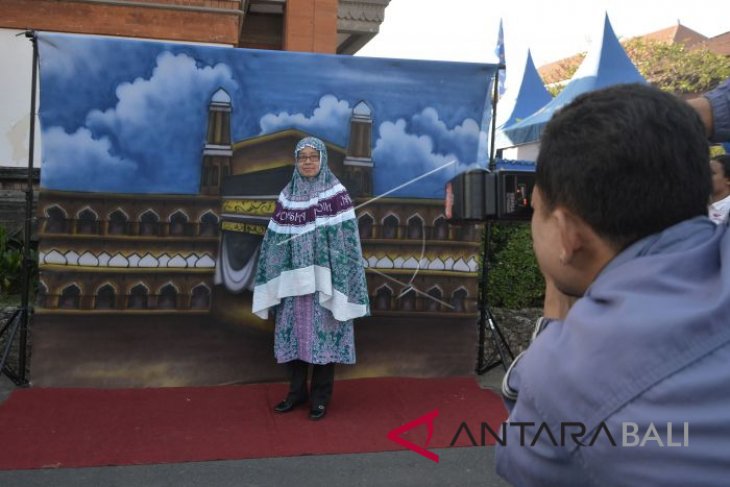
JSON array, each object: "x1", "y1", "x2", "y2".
[
  {"x1": 274, "y1": 398, "x2": 306, "y2": 413},
  {"x1": 309, "y1": 404, "x2": 327, "y2": 421}
]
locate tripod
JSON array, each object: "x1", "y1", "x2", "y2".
[
  {"x1": 474, "y1": 66, "x2": 514, "y2": 373},
  {"x1": 476, "y1": 222, "x2": 514, "y2": 374},
  {"x1": 0, "y1": 31, "x2": 37, "y2": 387}
]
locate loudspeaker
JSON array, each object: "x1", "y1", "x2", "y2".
[{"x1": 445, "y1": 169, "x2": 535, "y2": 223}]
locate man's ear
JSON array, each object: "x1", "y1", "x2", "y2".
[{"x1": 553, "y1": 207, "x2": 584, "y2": 265}]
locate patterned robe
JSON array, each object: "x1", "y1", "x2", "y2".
[{"x1": 252, "y1": 137, "x2": 369, "y2": 364}]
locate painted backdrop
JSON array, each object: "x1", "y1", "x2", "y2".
[{"x1": 33, "y1": 33, "x2": 497, "y2": 386}]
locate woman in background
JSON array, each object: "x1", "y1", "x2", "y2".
[{"x1": 252, "y1": 136, "x2": 369, "y2": 421}]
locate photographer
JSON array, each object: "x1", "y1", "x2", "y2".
[{"x1": 496, "y1": 84, "x2": 730, "y2": 486}]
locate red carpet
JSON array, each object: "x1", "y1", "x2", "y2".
[{"x1": 0, "y1": 377, "x2": 507, "y2": 470}]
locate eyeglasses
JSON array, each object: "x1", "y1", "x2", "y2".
[{"x1": 297, "y1": 154, "x2": 320, "y2": 163}]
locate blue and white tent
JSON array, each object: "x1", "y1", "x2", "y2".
[
  {"x1": 494, "y1": 48, "x2": 552, "y2": 149},
  {"x1": 500, "y1": 14, "x2": 646, "y2": 147}
]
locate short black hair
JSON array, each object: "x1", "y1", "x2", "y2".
[
  {"x1": 711, "y1": 154, "x2": 730, "y2": 179},
  {"x1": 536, "y1": 83, "x2": 710, "y2": 249}
]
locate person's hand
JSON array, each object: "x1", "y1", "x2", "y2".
[{"x1": 543, "y1": 278, "x2": 578, "y2": 320}]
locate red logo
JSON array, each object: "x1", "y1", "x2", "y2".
[{"x1": 386, "y1": 409, "x2": 440, "y2": 463}]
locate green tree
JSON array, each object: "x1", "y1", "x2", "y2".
[
  {"x1": 485, "y1": 223, "x2": 544, "y2": 309},
  {"x1": 624, "y1": 39, "x2": 730, "y2": 95},
  {"x1": 545, "y1": 53, "x2": 585, "y2": 96},
  {"x1": 545, "y1": 39, "x2": 730, "y2": 96},
  {"x1": 0, "y1": 226, "x2": 23, "y2": 295},
  {"x1": 0, "y1": 225, "x2": 38, "y2": 301}
]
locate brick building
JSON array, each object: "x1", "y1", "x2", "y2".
[
  {"x1": 0, "y1": 0, "x2": 392, "y2": 260},
  {"x1": 0, "y1": 0, "x2": 392, "y2": 177},
  {"x1": 0, "y1": 0, "x2": 390, "y2": 54}
]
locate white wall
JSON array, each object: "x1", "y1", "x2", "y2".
[
  {"x1": 500, "y1": 142, "x2": 540, "y2": 161},
  {"x1": 1, "y1": 28, "x2": 42, "y2": 168}
]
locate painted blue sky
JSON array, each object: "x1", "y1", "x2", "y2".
[{"x1": 38, "y1": 33, "x2": 496, "y2": 198}]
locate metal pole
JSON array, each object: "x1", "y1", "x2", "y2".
[
  {"x1": 488, "y1": 64, "x2": 504, "y2": 172},
  {"x1": 476, "y1": 221, "x2": 514, "y2": 374},
  {"x1": 18, "y1": 30, "x2": 39, "y2": 385},
  {"x1": 475, "y1": 223, "x2": 489, "y2": 373}
]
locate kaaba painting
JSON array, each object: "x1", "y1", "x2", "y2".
[{"x1": 32, "y1": 33, "x2": 497, "y2": 386}]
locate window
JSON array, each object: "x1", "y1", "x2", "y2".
[
  {"x1": 45, "y1": 206, "x2": 67, "y2": 233},
  {"x1": 158, "y1": 284, "x2": 178, "y2": 309},
  {"x1": 407, "y1": 215, "x2": 423, "y2": 240},
  {"x1": 169, "y1": 211, "x2": 189, "y2": 237},
  {"x1": 399, "y1": 288, "x2": 416, "y2": 311},
  {"x1": 199, "y1": 212, "x2": 219, "y2": 237},
  {"x1": 433, "y1": 217, "x2": 449, "y2": 240},
  {"x1": 358, "y1": 214, "x2": 373, "y2": 239},
  {"x1": 191, "y1": 284, "x2": 211, "y2": 309},
  {"x1": 139, "y1": 211, "x2": 159, "y2": 237},
  {"x1": 375, "y1": 286, "x2": 392, "y2": 311},
  {"x1": 108, "y1": 210, "x2": 128, "y2": 236},
  {"x1": 451, "y1": 288, "x2": 468, "y2": 313},
  {"x1": 127, "y1": 284, "x2": 149, "y2": 309},
  {"x1": 76, "y1": 208, "x2": 99, "y2": 235},
  {"x1": 426, "y1": 287, "x2": 442, "y2": 312},
  {"x1": 59, "y1": 284, "x2": 81, "y2": 309},
  {"x1": 95, "y1": 284, "x2": 116, "y2": 309},
  {"x1": 382, "y1": 215, "x2": 398, "y2": 239}
]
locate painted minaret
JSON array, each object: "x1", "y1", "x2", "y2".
[
  {"x1": 200, "y1": 88, "x2": 233, "y2": 195},
  {"x1": 343, "y1": 100, "x2": 374, "y2": 196}
]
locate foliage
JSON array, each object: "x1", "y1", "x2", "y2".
[
  {"x1": 546, "y1": 84, "x2": 562, "y2": 98},
  {"x1": 0, "y1": 225, "x2": 37, "y2": 297},
  {"x1": 544, "y1": 53, "x2": 585, "y2": 96},
  {"x1": 484, "y1": 223, "x2": 545, "y2": 309},
  {"x1": 0, "y1": 226, "x2": 22, "y2": 295},
  {"x1": 624, "y1": 39, "x2": 730, "y2": 95},
  {"x1": 545, "y1": 39, "x2": 730, "y2": 96},
  {"x1": 710, "y1": 144, "x2": 727, "y2": 158}
]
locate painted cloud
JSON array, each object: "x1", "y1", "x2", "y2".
[
  {"x1": 42, "y1": 52, "x2": 237, "y2": 193},
  {"x1": 258, "y1": 94, "x2": 352, "y2": 146},
  {"x1": 373, "y1": 108, "x2": 482, "y2": 198}
]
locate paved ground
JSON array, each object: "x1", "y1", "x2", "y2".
[
  {"x1": 0, "y1": 368, "x2": 511, "y2": 487},
  {"x1": 0, "y1": 448, "x2": 511, "y2": 487}
]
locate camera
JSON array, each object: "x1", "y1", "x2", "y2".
[{"x1": 445, "y1": 168, "x2": 535, "y2": 223}]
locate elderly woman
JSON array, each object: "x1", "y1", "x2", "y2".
[{"x1": 252, "y1": 136, "x2": 369, "y2": 420}]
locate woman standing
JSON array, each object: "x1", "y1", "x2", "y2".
[
  {"x1": 709, "y1": 154, "x2": 730, "y2": 224},
  {"x1": 252, "y1": 136, "x2": 369, "y2": 420}
]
